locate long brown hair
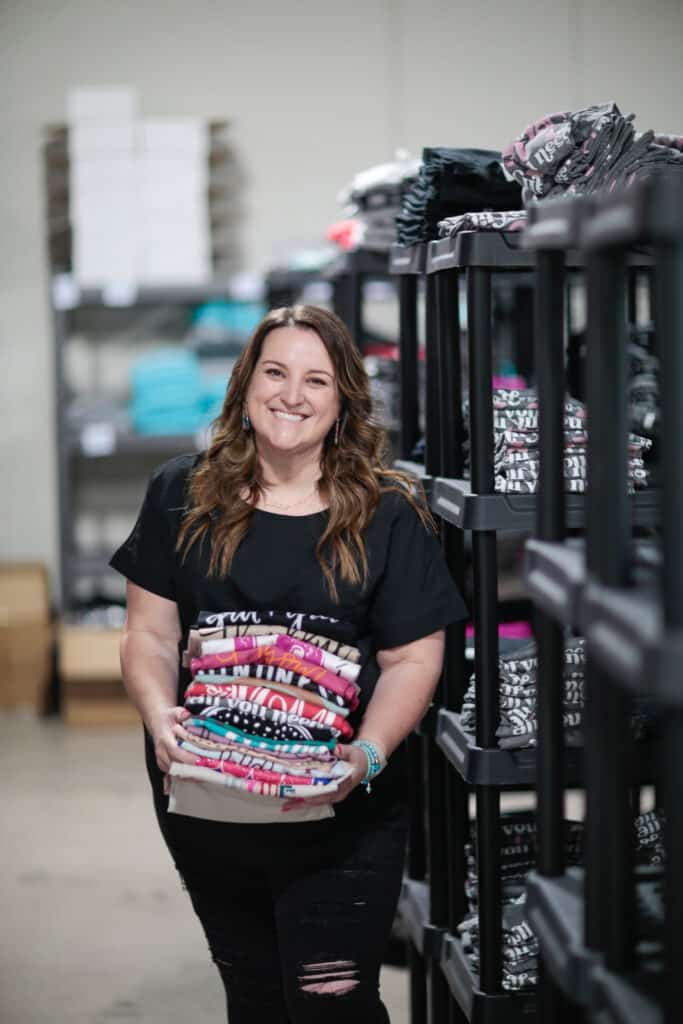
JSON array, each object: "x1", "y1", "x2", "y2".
[{"x1": 177, "y1": 304, "x2": 434, "y2": 599}]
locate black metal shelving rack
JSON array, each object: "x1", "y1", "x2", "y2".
[
  {"x1": 323, "y1": 247, "x2": 394, "y2": 346},
  {"x1": 391, "y1": 230, "x2": 553, "y2": 1024},
  {"x1": 425, "y1": 229, "x2": 550, "y2": 1024},
  {"x1": 51, "y1": 278, "x2": 239, "y2": 612},
  {"x1": 390, "y1": 211, "x2": 665, "y2": 1023},
  {"x1": 521, "y1": 180, "x2": 683, "y2": 1024}
]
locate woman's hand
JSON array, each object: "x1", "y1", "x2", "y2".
[
  {"x1": 282, "y1": 742, "x2": 369, "y2": 811},
  {"x1": 148, "y1": 706, "x2": 196, "y2": 774}
]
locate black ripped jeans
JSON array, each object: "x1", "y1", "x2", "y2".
[{"x1": 147, "y1": 740, "x2": 408, "y2": 1024}]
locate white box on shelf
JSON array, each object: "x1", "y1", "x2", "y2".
[
  {"x1": 139, "y1": 186, "x2": 207, "y2": 220},
  {"x1": 67, "y1": 86, "x2": 138, "y2": 122},
  {"x1": 70, "y1": 155, "x2": 137, "y2": 196},
  {"x1": 138, "y1": 244, "x2": 211, "y2": 285},
  {"x1": 70, "y1": 190, "x2": 139, "y2": 228},
  {"x1": 73, "y1": 227, "x2": 138, "y2": 287},
  {"x1": 68, "y1": 119, "x2": 136, "y2": 158},
  {"x1": 138, "y1": 156, "x2": 208, "y2": 194},
  {"x1": 138, "y1": 118, "x2": 209, "y2": 157}
]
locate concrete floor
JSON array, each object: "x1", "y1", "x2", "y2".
[{"x1": 0, "y1": 711, "x2": 409, "y2": 1024}]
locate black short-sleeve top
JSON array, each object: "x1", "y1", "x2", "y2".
[{"x1": 110, "y1": 453, "x2": 467, "y2": 724}]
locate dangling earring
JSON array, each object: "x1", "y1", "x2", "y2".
[
  {"x1": 334, "y1": 418, "x2": 340, "y2": 445},
  {"x1": 242, "y1": 406, "x2": 251, "y2": 432}
]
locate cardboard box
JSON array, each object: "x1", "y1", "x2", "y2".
[
  {"x1": 58, "y1": 625, "x2": 122, "y2": 682},
  {"x1": 0, "y1": 563, "x2": 50, "y2": 626},
  {"x1": 58, "y1": 624, "x2": 138, "y2": 727},
  {"x1": 0, "y1": 622, "x2": 53, "y2": 708}
]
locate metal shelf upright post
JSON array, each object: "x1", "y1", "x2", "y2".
[
  {"x1": 389, "y1": 243, "x2": 434, "y2": 1024},
  {"x1": 578, "y1": 178, "x2": 683, "y2": 1024},
  {"x1": 426, "y1": 230, "x2": 543, "y2": 1023}
]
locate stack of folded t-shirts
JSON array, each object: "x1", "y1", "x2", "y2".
[
  {"x1": 335, "y1": 154, "x2": 421, "y2": 253},
  {"x1": 636, "y1": 809, "x2": 666, "y2": 867},
  {"x1": 458, "y1": 811, "x2": 584, "y2": 992},
  {"x1": 502, "y1": 102, "x2": 683, "y2": 203},
  {"x1": 168, "y1": 610, "x2": 361, "y2": 822},
  {"x1": 460, "y1": 638, "x2": 586, "y2": 749},
  {"x1": 395, "y1": 148, "x2": 522, "y2": 246},
  {"x1": 628, "y1": 330, "x2": 660, "y2": 440},
  {"x1": 463, "y1": 388, "x2": 652, "y2": 494},
  {"x1": 437, "y1": 209, "x2": 528, "y2": 238}
]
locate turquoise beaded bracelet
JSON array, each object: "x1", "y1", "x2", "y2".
[{"x1": 351, "y1": 739, "x2": 387, "y2": 794}]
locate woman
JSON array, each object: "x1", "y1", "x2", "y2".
[{"x1": 110, "y1": 305, "x2": 467, "y2": 1024}]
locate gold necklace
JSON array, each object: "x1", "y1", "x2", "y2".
[{"x1": 261, "y1": 485, "x2": 320, "y2": 511}]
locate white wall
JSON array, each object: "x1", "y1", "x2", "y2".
[{"x1": 2, "y1": 0, "x2": 683, "y2": 598}]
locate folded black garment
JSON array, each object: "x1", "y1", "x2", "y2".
[
  {"x1": 196, "y1": 704, "x2": 336, "y2": 745},
  {"x1": 396, "y1": 147, "x2": 522, "y2": 245}
]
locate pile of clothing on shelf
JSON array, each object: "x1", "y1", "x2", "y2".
[
  {"x1": 437, "y1": 208, "x2": 527, "y2": 238},
  {"x1": 457, "y1": 807, "x2": 665, "y2": 991},
  {"x1": 129, "y1": 348, "x2": 225, "y2": 436},
  {"x1": 636, "y1": 808, "x2": 666, "y2": 867},
  {"x1": 460, "y1": 637, "x2": 586, "y2": 750},
  {"x1": 331, "y1": 153, "x2": 421, "y2": 252},
  {"x1": 463, "y1": 388, "x2": 652, "y2": 494},
  {"x1": 628, "y1": 328, "x2": 660, "y2": 441},
  {"x1": 503, "y1": 102, "x2": 683, "y2": 203},
  {"x1": 458, "y1": 812, "x2": 584, "y2": 992},
  {"x1": 168, "y1": 610, "x2": 361, "y2": 822},
  {"x1": 395, "y1": 148, "x2": 522, "y2": 246}
]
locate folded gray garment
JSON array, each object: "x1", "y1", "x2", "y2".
[
  {"x1": 437, "y1": 209, "x2": 528, "y2": 238},
  {"x1": 496, "y1": 707, "x2": 583, "y2": 738},
  {"x1": 498, "y1": 727, "x2": 583, "y2": 750}
]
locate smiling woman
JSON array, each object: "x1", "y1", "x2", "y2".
[
  {"x1": 244, "y1": 324, "x2": 341, "y2": 494},
  {"x1": 109, "y1": 304, "x2": 468, "y2": 1024}
]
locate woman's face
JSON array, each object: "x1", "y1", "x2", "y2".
[{"x1": 245, "y1": 326, "x2": 341, "y2": 459}]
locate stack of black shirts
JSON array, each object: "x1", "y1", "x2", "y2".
[
  {"x1": 457, "y1": 812, "x2": 583, "y2": 992},
  {"x1": 460, "y1": 638, "x2": 585, "y2": 749},
  {"x1": 503, "y1": 102, "x2": 683, "y2": 203},
  {"x1": 457, "y1": 809, "x2": 663, "y2": 991},
  {"x1": 395, "y1": 148, "x2": 522, "y2": 246},
  {"x1": 336, "y1": 155, "x2": 421, "y2": 252},
  {"x1": 463, "y1": 388, "x2": 652, "y2": 494}
]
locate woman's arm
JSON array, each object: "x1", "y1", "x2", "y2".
[
  {"x1": 120, "y1": 581, "x2": 195, "y2": 773},
  {"x1": 356, "y1": 629, "x2": 445, "y2": 755},
  {"x1": 283, "y1": 629, "x2": 445, "y2": 809}
]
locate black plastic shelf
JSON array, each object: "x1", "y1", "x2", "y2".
[
  {"x1": 526, "y1": 868, "x2": 597, "y2": 1005},
  {"x1": 439, "y1": 931, "x2": 537, "y2": 1023},
  {"x1": 590, "y1": 966, "x2": 662, "y2": 1024},
  {"x1": 389, "y1": 244, "x2": 426, "y2": 275},
  {"x1": 427, "y1": 232, "x2": 537, "y2": 273},
  {"x1": 436, "y1": 710, "x2": 583, "y2": 787},
  {"x1": 581, "y1": 583, "x2": 661, "y2": 695},
  {"x1": 431, "y1": 478, "x2": 661, "y2": 532},
  {"x1": 399, "y1": 878, "x2": 446, "y2": 959},
  {"x1": 393, "y1": 460, "x2": 433, "y2": 502},
  {"x1": 68, "y1": 430, "x2": 199, "y2": 458},
  {"x1": 426, "y1": 231, "x2": 654, "y2": 274},
  {"x1": 523, "y1": 539, "x2": 587, "y2": 627},
  {"x1": 53, "y1": 278, "x2": 236, "y2": 310}
]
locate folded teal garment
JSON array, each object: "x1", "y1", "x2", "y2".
[
  {"x1": 132, "y1": 410, "x2": 205, "y2": 435},
  {"x1": 186, "y1": 717, "x2": 336, "y2": 753}
]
